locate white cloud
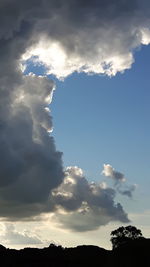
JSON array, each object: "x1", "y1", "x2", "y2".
[
  {"x1": 22, "y1": 39, "x2": 135, "y2": 79},
  {"x1": 0, "y1": 224, "x2": 43, "y2": 245},
  {"x1": 102, "y1": 164, "x2": 136, "y2": 198},
  {"x1": 20, "y1": 1, "x2": 150, "y2": 79},
  {"x1": 141, "y1": 28, "x2": 150, "y2": 45},
  {"x1": 102, "y1": 164, "x2": 126, "y2": 182}
]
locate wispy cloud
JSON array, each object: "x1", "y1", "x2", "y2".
[
  {"x1": 0, "y1": 224, "x2": 43, "y2": 245},
  {"x1": 102, "y1": 164, "x2": 136, "y2": 198},
  {"x1": 102, "y1": 164, "x2": 126, "y2": 183}
]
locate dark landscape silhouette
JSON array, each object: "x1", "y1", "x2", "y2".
[{"x1": 0, "y1": 226, "x2": 149, "y2": 267}]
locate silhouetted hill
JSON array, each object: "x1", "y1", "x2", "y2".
[{"x1": 0, "y1": 239, "x2": 149, "y2": 266}]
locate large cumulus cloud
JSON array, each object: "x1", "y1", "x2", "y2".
[
  {"x1": 0, "y1": 0, "x2": 147, "y2": 229},
  {"x1": 0, "y1": 73, "x2": 64, "y2": 219}
]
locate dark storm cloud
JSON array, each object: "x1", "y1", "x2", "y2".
[
  {"x1": 0, "y1": 74, "x2": 64, "y2": 219},
  {"x1": 0, "y1": 0, "x2": 147, "y2": 229}
]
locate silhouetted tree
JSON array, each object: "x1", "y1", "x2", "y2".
[
  {"x1": 49, "y1": 243, "x2": 57, "y2": 248},
  {"x1": 110, "y1": 225, "x2": 143, "y2": 249}
]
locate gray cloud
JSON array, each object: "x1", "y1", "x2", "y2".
[
  {"x1": 0, "y1": 74, "x2": 64, "y2": 219},
  {"x1": 102, "y1": 164, "x2": 136, "y2": 198},
  {"x1": 51, "y1": 166, "x2": 129, "y2": 231},
  {"x1": 21, "y1": 0, "x2": 150, "y2": 78},
  {"x1": 117, "y1": 184, "x2": 137, "y2": 198},
  {"x1": 0, "y1": 0, "x2": 144, "y2": 228}
]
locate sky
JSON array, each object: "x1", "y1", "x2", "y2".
[{"x1": 0, "y1": 0, "x2": 150, "y2": 250}]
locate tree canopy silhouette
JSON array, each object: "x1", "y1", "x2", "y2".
[{"x1": 110, "y1": 225, "x2": 143, "y2": 249}]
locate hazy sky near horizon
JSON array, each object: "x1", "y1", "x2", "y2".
[{"x1": 0, "y1": 0, "x2": 150, "y2": 249}]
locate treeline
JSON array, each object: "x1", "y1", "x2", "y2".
[
  {"x1": 0, "y1": 240, "x2": 149, "y2": 267},
  {"x1": 0, "y1": 226, "x2": 149, "y2": 267}
]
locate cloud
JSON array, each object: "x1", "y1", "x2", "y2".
[
  {"x1": 0, "y1": 224, "x2": 43, "y2": 245},
  {"x1": 0, "y1": 73, "x2": 64, "y2": 219},
  {"x1": 50, "y1": 166, "x2": 129, "y2": 231},
  {"x1": 102, "y1": 164, "x2": 126, "y2": 183},
  {"x1": 0, "y1": 0, "x2": 142, "y2": 227},
  {"x1": 117, "y1": 184, "x2": 137, "y2": 198},
  {"x1": 20, "y1": 0, "x2": 150, "y2": 78},
  {"x1": 102, "y1": 164, "x2": 136, "y2": 198}
]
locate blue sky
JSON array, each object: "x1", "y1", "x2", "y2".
[{"x1": 51, "y1": 45, "x2": 150, "y2": 189}]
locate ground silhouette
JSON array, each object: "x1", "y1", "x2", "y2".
[{"x1": 0, "y1": 237, "x2": 149, "y2": 267}]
